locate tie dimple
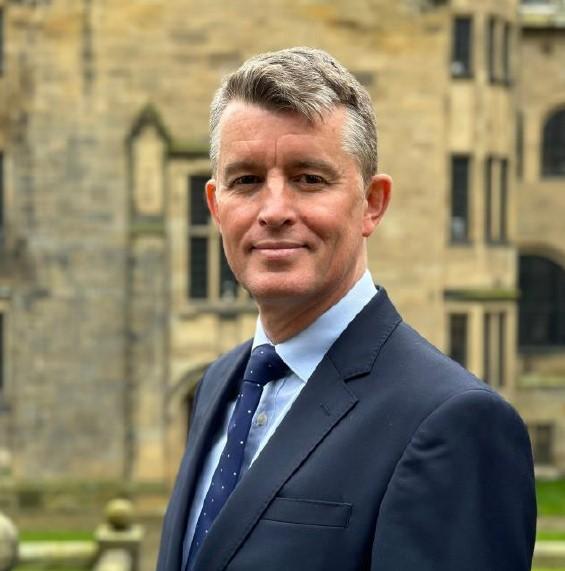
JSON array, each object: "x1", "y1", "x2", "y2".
[{"x1": 183, "y1": 344, "x2": 289, "y2": 570}]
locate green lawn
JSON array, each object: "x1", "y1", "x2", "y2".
[
  {"x1": 19, "y1": 531, "x2": 93, "y2": 541},
  {"x1": 538, "y1": 530, "x2": 565, "y2": 541},
  {"x1": 537, "y1": 479, "x2": 565, "y2": 517}
]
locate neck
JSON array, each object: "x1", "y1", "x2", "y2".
[{"x1": 257, "y1": 269, "x2": 366, "y2": 344}]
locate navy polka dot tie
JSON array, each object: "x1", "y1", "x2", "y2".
[{"x1": 183, "y1": 344, "x2": 289, "y2": 569}]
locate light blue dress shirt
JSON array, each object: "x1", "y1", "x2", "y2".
[{"x1": 184, "y1": 271, "x2": 378, "y2": 551}]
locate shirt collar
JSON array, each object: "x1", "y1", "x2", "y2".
[{"x1": 252, "y1": 271, "x2": 378, "y2": 383}]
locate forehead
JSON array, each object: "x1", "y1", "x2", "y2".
[{"x1": 216, "y1": 101, "x2": 348, "y2": 166}]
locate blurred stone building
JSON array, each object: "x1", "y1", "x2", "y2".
[{"x1": 0, "y1": 0, "x2": 563, "y2": 490}]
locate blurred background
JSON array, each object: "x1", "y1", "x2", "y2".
[{"x1": 0, "y1": 0, "x2": 564, "y2": 570}]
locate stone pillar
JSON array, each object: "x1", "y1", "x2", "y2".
[
  {"x1": 0, "y1": 513, "x2": 18, "y2": 571},
  {"x1": 94, "y1": 499, "x2": 144, "y2": 571}
]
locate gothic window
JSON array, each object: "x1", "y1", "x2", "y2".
[
  {"x1": 450, "y1": 155, "x2": 471, "y2": 243},
  {"x1": 451, "y1": 16, "x2": 473, "y2": 77},
  {"x1": 186, "y1": 175, "x2": 238, "y2": 301},
  {"x1": 519, "y1": 255, "x2": 565, "y2": 347},
  {"x1": 542, "y1": 108, "x2": 565, "y2": 177},
  {"x1": 449, "y1": 314, "x2": 468, "y2": 367}
]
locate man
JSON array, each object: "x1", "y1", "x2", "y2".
[{"x1": 157, "y1": 47, "x2": 536, "y2": 571}]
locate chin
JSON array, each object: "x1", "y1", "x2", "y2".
[{"x1": 244, "y1": 276, "x2": 318, "y2": 305}]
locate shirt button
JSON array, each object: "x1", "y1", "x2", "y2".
[{"x1": 256, "y1": 412, "x2": 268, "y2": 426}]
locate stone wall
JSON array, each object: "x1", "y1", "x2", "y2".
[{"x1": 2, "y1": 0, "x2": 557, "y2": 483}]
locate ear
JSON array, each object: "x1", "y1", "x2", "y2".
[
  {"x1": 362, "y1": 173, "x2": 392, "y2": 238},
  {"x1": 205, "y1": 179, "x2": 221, "y2": 231}
]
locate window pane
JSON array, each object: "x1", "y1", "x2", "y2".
[
  {"x1": 499, "y1": 159, "x2": 508, "y2": 242},
  {"x1": 485, "y1": 157, "x2": 493, "y2": 242},
  {"x1": 450, "y1": 156, "x2": 470, "y2": 243},
  {"x1": 542, "y1": 109, "x2": 565, "y2": 177},
  {"x1": 483, "y1": 312, "x2": 491, "y2": 384},
  {"x1": 189, "y1": 175, "x2": 210, "y2": 225},
  {"x1": 451, "y1": 17, "x2": 473, "y2": 77},
  {"x1": 502, "y1": 22, "x2": 511, "y2": 83},
  {"x1": 0, "y1": 314, "x2": 3, "y2": 393},
  {"x1": 530, "y1": 424, "x2": 554, "y2": 465},
  {"x1": 189, "y1": 237, "x2": 208, "y2": 299},
  {"x1": 498, "y1": 313, "x2": 506, "y2": 387},
  {"x1": 519, "y1": 255, "x2": 565, "y2": 346},
  {"x1": 0, "y1": 152, "x2": 4, "y2": 246},
  {"x1": 516, "y1": 112, "x2": 524, "y2": 179},
  {"x1": 0, "y1": 9, "x2": 4, "y2": 75},
  {"x1": 449, "y1": 314, "x2": 468, "y2": 367},
  {"x1": 219, "y1": 241, "x2": 238, "y2": 300}
]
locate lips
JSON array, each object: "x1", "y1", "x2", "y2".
[
  {"x1": 253, "y1": 241, "x2": 305, "y2": 250},
  {"x1": 251, "y1": 240, "x2": 307, "y2": 259}
]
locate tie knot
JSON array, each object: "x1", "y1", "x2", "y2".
[{"x1": 243, "y1": 344, "x2": 289, "y2": 387}]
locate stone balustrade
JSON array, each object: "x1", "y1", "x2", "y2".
[{"x1": 0, "y1": 498, "x2": 144, "y2": 571}]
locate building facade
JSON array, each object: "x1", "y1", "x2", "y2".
[
  {"x1": 0, "y1": 0, "x2": 562, "y2": 488},
  {"x1": 515, "y1": 0, "x2": 565, "y2": 474}
]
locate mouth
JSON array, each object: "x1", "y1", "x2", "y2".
[{"x1": 252, "y1": 241, "x2": 307, "y2": 259}]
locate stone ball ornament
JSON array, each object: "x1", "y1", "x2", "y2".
[
  {"x1": 0, "y1": 513, "x2": 18, "y2": 571},
  {"x1": 105, "y1": 498, "x2": 134, "y2": 531}
]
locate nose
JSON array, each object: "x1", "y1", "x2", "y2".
[{"x1": 257, "y1": 173, "x2": 296, "y2": 228}]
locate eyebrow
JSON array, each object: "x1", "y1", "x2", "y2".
[
  {"x1": 221, "y1": 158, "x2": 340, "y2": 180},
  {"x1": 222, "y1": 161, "x2": 262, "y2": 180},
  {"x1": 287, "y1": 159, "x2": 340, "y2": 179}
]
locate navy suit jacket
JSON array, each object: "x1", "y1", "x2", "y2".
[{"x1": 157, "y1": 289, "x2": 536, "y2": 571}]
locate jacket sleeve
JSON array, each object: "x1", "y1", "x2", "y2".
[{"x1": 371, "y1": 388, "x2": 537, "y2": 571}]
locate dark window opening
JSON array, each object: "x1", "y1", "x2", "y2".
[
  {"x1": 502, "y1": 22, "x2": 512, "y2": 84},
  {"x1": 451, "y1": 16, "x2": 473, "y2": 77},
  {"x1": 499, "y1": 158, "x2": 508, "y2": 242},
  {"x1": 0, "y1": 314, "x2": 3, "y2": 394},
  {"x1": 485, "y1": 157, "x2": 493, "y2": 242},
  {"x1": 219, "y1": 241, "x2": 238, "y2": 300},
  {"x1": 0, "y1": 9, "x2": 4, "y2": 76},
  {"x1": 449, "y1": 314, "x2": 468, "y2": 367},
  {"x1": 189, "y1": 175, "x2": 210, "y2": 225},
  {"x1": 189, "y1": 237, "x2": 208, "y2": 299},
  {"x1": 487, "y1": 16, "x2": 497, "y2": 84},
  {"x1": 0, "y1": 152, "x2": 4, "y2": 246},
  {"x1": 516, "y1": 112, "x2": 524, "y2": 179},
  {"x1": 529, "y1": 424, "x2": 554, "y2": 466},
  {"x1": 519, "y1": 255, "x2": 565, "y2": 347},
  {"x1": 450, "y1": 155, "x2": 471, "y2": 243},
  {"x1": 542, "y1": 108, "x2": 565, "y2": 177}
]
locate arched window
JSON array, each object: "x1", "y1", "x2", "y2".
[
  {"x1": 519, "y1": 255, "x2": 565, "y2": 347},
  {"x1": 542, "y1": 108, "x2": 565, "y2": 176}
]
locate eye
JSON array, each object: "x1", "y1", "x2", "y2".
[
  {"x1": 227, "y1": 175, "x2": 263, "y2": 189},
  {"x1": 294, "y1": 174, "x2": 328, "y2": 187}
]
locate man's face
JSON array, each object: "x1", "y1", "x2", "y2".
[{"x1": 206, "y1": 101, "x2": 390, "y2": 312}]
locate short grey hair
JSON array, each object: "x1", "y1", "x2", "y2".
[{"x1": 209, "y1": 47, "x2": 378, "y2": 186}]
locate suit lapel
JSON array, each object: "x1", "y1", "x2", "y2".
[
  {"x1": 193, "y1": 355, "x2": 357, "y2": 571},
  {"x1": 161, "y1": 341, "x2": 252, "y2": 571},
  {"x1": 191, "y1": 289, "x2": 402, "y2": 571}
]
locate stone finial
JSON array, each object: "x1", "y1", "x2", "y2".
[
  {"x1": 104, "y1": 499, "x2": 134, "y2": 531},
  {"x1": 0, "y1": 513, "x2": 18, "y2": 571}
]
